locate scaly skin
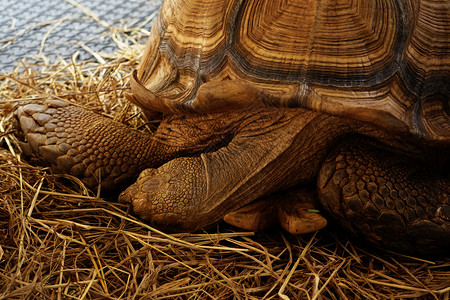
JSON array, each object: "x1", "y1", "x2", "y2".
[
  {"x1": 16, "y1": 101, "x2": 449, "y2": 254},
  {"x1": 17, "y1": 100, "x2": 158, "y2": 190},
  {"x1": 16, "y1": 100, "x2": 243, "y2": 190},
  {"x1": 318, "y1": 138, "x2": 449, "y2": 254}
]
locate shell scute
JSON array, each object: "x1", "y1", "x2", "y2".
[{"x1": 129, "y1": 0, "x2": 449, "y2": 141}]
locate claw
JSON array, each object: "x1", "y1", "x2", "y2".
[
  {"x1": 32, "y1": 113, "x2": 53, "y2": 125},
  {"x1": 22, "y1": 103, "x2": 47, "y2": 114},
  {"x1": 45, "y1": 99, "x2": 68, "y2": 108},
  {"x1": 223, "y1": 198, "x2": 278, "y2": 231},
  {"x1": 39, "y1": 145, "x2": 63, "y2": 162},
  {"x1": 26, "y1": 133, "x2": 47, "y2": 152},
  {"x1": 19, "y1": 115, "x2": 39, "y2": 136},
  {"x1": 224, "y1": 187, "x2": 327, "y2": 235}
]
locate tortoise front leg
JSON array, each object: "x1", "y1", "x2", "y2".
[{"x1": 317, "y1": 137, "x2": 450, "y2": 255}]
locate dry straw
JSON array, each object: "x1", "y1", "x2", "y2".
[{"x1": 1, "y1": 6, "x2": 449, "y2": 299}]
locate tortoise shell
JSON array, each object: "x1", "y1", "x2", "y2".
[{"x1": 128, "y1": 0, "x2": 450, "y2": 142}]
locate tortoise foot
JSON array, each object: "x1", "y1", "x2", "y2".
[
  {"x1": 15, "y1": 100, "x2": 153, "y2": 191},
  {"x1": 16, "y1": 100, "x2": 70, "y2": 161},
  {"x1": 224, "y1": 187, "x2": 327, "y2": 234}
]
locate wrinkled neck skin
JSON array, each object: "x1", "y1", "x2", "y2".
[
  {"x1": 146, "y1": 107, "x2": 438, "y2": 187},
  {"x1": 145, "y1": 108, "x2": 290, "y2": 161},
  {"x1": 141, "y1": 111, "x2": 250, "y2": 167}
]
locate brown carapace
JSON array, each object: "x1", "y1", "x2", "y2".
[{"x1": 130, "y1": 0, "x2": 449, "y2": 141}]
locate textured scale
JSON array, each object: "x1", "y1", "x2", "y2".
[
  {"x1": 129, "y1": 0, "x2": 449, "y2": 142},
  {"x1": 318, "y1": 138, "x2": 450, "y2": 254},
  {"x1": 17, "y1": 101, "x2": 158, "y2": 190}
]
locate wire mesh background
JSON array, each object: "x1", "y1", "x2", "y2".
[{"x1": 0, "y1": 0, "x2": 161, "y2": 73}]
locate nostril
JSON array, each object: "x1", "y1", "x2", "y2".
[{"x1": 141, "y1": 173, "x2": 169, "y2": 192}]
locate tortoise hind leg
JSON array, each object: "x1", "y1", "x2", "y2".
[
  {"x1": 15, "y1": 100, "x2": 156, "y2": 191},
  {"x1": 317, "y1": 137, "x2": 450, "y2": 255}
]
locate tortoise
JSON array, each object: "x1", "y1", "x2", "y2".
[{"x1": 16, "y1": 0, "x2": 449, "y2": 254}]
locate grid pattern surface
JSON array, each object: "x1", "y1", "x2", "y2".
[{"x1": 0, "y1": 0, "x2": 161, "y2": 73}]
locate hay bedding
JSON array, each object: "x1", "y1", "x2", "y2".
[{"x1": 0, "y1": 13, "x2": 449, "y2": 300}]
